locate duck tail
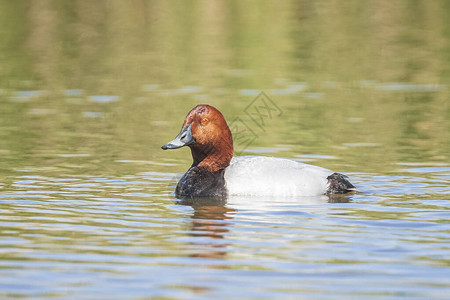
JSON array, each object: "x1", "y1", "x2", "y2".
[{"x1": 326, "y1": 173, "x2": 360, "y2": 194}]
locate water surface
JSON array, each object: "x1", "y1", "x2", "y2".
[{"x1": 1, "y1": 1, "x2": 449, "y2": 299}]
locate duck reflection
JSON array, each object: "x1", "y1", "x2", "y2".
[
  {"x1": 177, "y1": 193, "x2": 351, "y2": 259},
  {"x1": 178, "y1": 197, "x2": 235, "y2": 259}
]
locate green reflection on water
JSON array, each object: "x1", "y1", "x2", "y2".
[
  {"x1": 0, "y1": 3, "x2": 449, "y2": 299},
  {"x1": 0, "y1": 0, "x2": 448, "y2": 178}
]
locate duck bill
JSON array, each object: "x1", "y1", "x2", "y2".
[{"x1": 161, "y1": 124, "x2": 195, "y2": 150}]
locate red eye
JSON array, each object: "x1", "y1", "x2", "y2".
[{"x1": 201, "y1": 118, "x2": 208, "y2": 126}]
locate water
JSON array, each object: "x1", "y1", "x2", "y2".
[
  {"x1": 1, "y1": 168, "x2": 449, "y2": 299},
  {"x1": 1, "y1": 1, "x2": 450, "y2": 299}
]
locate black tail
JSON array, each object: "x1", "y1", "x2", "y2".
[{"x1": 326, "y1": 173, "x2": 359, "y2": 194}]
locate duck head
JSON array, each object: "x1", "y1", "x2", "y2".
[{"x1": 162, "y1": 105, "x2": 233, "y2": 172}]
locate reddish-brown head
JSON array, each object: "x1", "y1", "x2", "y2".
[{"x1": 162, "y1": 105, "x2": 233, "y2": 172}]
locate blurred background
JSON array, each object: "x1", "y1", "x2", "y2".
[
  {"x1": 1, "y1": 0, "x2": 448, "y2": 176},
  {"x1": 1, "y1": 1, "x2": 450, "y2": 299}
]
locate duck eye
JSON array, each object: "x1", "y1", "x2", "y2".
[{"x1": 201, "y1": 118, "x2": 208, "y2": 126}]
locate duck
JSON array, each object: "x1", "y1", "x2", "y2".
[{"x1": 161, "y1": 104, "x2": 357, "y2": 198}]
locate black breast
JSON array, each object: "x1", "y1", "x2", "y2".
[{"x1": 175, "y1": 166, "x2": 227, "y2": 198}]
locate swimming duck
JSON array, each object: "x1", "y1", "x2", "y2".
[{"x1": 162, "y1": 104, "x2": 357, "y2": 198}]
